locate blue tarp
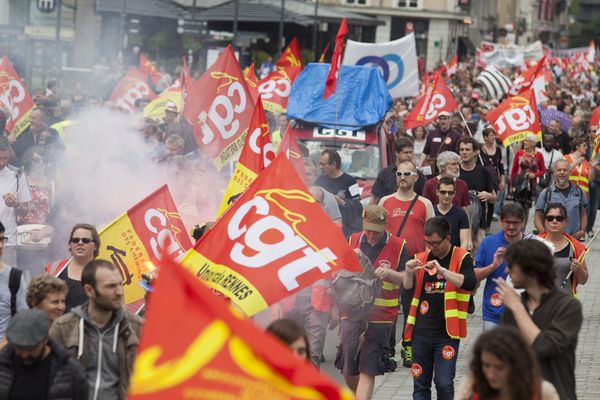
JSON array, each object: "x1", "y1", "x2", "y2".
[{"x1": 286, "y1": 63, "x2": 393, "y2": 130}]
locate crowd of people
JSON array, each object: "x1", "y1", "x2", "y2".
[{"x1": 0, "y1": 48, "x2": 596, "y2": 400}]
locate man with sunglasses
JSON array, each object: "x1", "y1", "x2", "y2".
[
  {"x1": 45, "y1": 223, "x2": 100, "y2": 312},
  {"x1": 433, "y1": 177, "x2": 471, "y2": 250},
  {"x1": 404, "y1": 217, "x2": 476, "y2": 400}
]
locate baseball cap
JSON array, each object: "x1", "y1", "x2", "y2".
[
  {"x1": 438, "y1": 111, "x2": 451, "y2": 118},
  {"x1": 362, "y1": 205, "x2": 388, "y2": 233},
  {"x1": 6, "y1": 309, "x2": 50, "y2": 348},
  {"x1": 165, "y1": 101, "x2": 178, "y2": 114}
]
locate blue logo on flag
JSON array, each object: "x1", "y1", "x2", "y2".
[{"x1": 356, "y1": 54, "x2": 404, "y2": 90}]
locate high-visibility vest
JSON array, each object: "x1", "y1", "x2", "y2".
[
  {"x1": 564, "y1": 154, "x2": 591, "y2": 193},
  {"x1": 403, "y1": 246, "x2": 471, "y2": 341},
  {"x1": 538, "y1": 232, "x2": 585, "y2": 296},
  {"x1": 44, "y1": 258, "x2": 71, "y2": 277},
  {"x1": 349, "y1": 231, "x2": 405, "y2": 322}
]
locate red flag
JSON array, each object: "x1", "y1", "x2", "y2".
[
  {"x1": 140, "y1": 54, "x2": 162, "y2": 86},
  {"x1": 182, "y1": 153, "x2": 362, "y2": 316},
  {"x1": 109, "y1": 67, "x2": 157, "y2": 112},
  {"x1": 508, "y1": 55, "x2": 546, "y2": 96},
  {"x1": 0, "y1": 56, "x2": 35, "y2": 137},
  {"x1": 276, "y1": 37, "x2": 303, "y2": 70},
  {"x1": 128, "y1": 256, "x2": 353, "y2": 399},
  {"x1": 243, "y1": 63, "x2": 259, "y2": 104},
  {"x1": 257, "y1": 66, "x2": 302, "y2": 114},
  {"x1": 277, "y1": 125, "x2": 307, "y2": 183},
  {"x1": 323, "y1": 18, "x2": 348, "y2": 99},
  {"x1": 446, "y1": 54, "x2": 458, "y2": 78},
  {"x1": 182, "y1": 45, "x2": 255, "y2": 170},
  {"x1": 319, "y1": 42, "x2": 331, "y2": 63},
  {"x1": 180, "y1": 56, "x2": 192, "y2": 107},
  {"x1": 590, "y1": 106, "x2": 600, "y2": 134},
  {"x1": 485, "y1": 89, "x2": 541, "y2": 147},
  {"x1": 404, "y1": 74, "x2": 459, "y2": 129}
]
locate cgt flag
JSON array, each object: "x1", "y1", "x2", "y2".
[
  {"x1": 128, "y1": 256, "x2": 353, "y2": 400},
  {"x1": 324, "y1": 18, "x2": 348, "y2": 99},
  {"x1": 243, "y1": 63, "x2": 260, "y2": 104},
  {"x1": 98, "y1": 185, "x2": 192, "y2": 314},
  {"x1": 183, "y1": 45, "x2": 255, "y2": 170},
  {"x1": 485, "y1": 89, "x2": 541, "y2": 147},
  {"x1": 182, "y1": 153, "x2": 362, "y2": 316},
  {"x1": 276, "y1": 37, "x2": 303, "y2": 70},
  {"x1": 143, "y1": 79, "x2": 182, "y2": 120},
  {"x1": 258, "y1": 66, "x2": 302, "y2": 113},
  {"x1": 343, "y1": 33, "x2": 419, "y2": 99},
  {"x1": 0, "y1": 55, "x2": 35, "y2": 136},
  {"x1": 109, "y1": 67, "x2": 156, "y2": 113},
  {"x1": 404, "y1": 74, "x2": 458, "y2": 129},
  {"x1": 140, "y1": 54, "x2": 162, "y2": 86},
  {"x1": 277, "y1": 125, "x2": 307, "y2": 182},
  {"x1": 508, "y1": 55, "x2": 546, "y2": 97},
  {"x1": 216, "y1": 96, "x2": 275, "y2": 217}
]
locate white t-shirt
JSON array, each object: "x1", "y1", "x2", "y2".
[
  {"x1": 537, "y1": 148, "x2": 563, "y2": 170},
  {"x1": 0, "y1": 166, "x2": 32, "y2": 246}
]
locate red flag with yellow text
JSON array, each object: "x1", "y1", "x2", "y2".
[
  {"x1": 128, "y1": 256, "x2": 353, "y2": 399},
  {"x1": 182, "y1": 153, "x2": 361, "y2": 316},
  {"x1": 258, "y1": 66, "x2": 302, "y2": 113},
  {"x1": 109, "y1": 67, "x2": 156, "y2": 113},
  {"x1": 183, "y1": 45, "x2": 255, "y2": 170},
  {"x1": 276, "y1": 37, "x2": 303, "y2": 70},
  {"x1": 140, "y1": 53, "x2": 162, "y2": 85},
  {"x1": 485, "y1": 89, "x2": 541, "y2": 147},
  {"x1": 324, "y1": 18, "x2": 348, "y2": 99},
  {"x1": 404, "y1": 74, "x2": 458, "y2": 129},
  {"x1": 98, "y1": 185, "x2": 192, "y2": 314},
  {"x1": 243, "y1": 63, "x2": 259, "y2": 104},
  {"x1": 277, "y1": 125, "x2": 307, "y2": 182},
  {"x1": 216, "y1": 96, "x2": 275, "y2": 216},
  {"x1": 0, "y1": 55, "x2": 35, "y2": 136}
]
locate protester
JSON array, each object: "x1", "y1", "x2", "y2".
[
  {"x1": 510, "y1": 133, "x2": 545, "y2": 219},
  {"x1": 535, "y1": 159, "x2": 587, "y2": 239},
  {"x1": 433, "y1": 176, "x2": 471, "y2": 250},
  {"x1": 49, "y1": 259, "x2": 143, "y2": 400},
  {"x1": 45, "y1": 223, "x2": 100, "y2": 312},
  {"x1": 563, "y1": 137, "x2": 593, "y2": 197},
  {"x1": 548, "y1": 119, "x2": 572, "y2": 155},
  {"x1": 455, "y1": 325, "x2": 559, "y2": 400},
  {"x1": 0, "y1": 309, "x2": 88, "y2": 399},
  {"x1": 404, "y1": 216, "x2": 477, "y2": 400},
  {"x1": 498, "y1": 239, "x2": 583, "y2": 400},
  {"x1": 159, "y1": 101, "x2": 196, "y2": 154},
  {"x1": 479, "y1": 126, "x2": 505, "y2": 224},
  {"x1": 305, "y1": 158, "x2": 342, "y2": 224},
  {"x1": 538, "y1": 203, "x2": 589, "y2": 294},
  {"x1": 411, "y1": 126, "x2": 427, "y2": 161},
  {"x1": 26, "y1": 274, "x2": 68, "y2": 321},
  {"x1": 420, "y1": 112, "x2": 462, "y2": 178},
  {"x1": 422, "y1": 151, "x2": 471, "y2": 207},
  {"x1": 587, "y1": 134, "x2": 600, "y2": 237},
  {"x1": 266, "y1": 318, "x2": 310, "y2": 361},
  {"x1": 12, "y1": 108, "x2": 64, "y2": 162}
]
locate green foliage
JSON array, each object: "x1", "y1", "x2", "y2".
[
  {"x1": 301, "y1": 49, "x2": 315, "y2": 64},
  {"x1": 251, "y1": 50, "x2": 271, "y2": 68}
]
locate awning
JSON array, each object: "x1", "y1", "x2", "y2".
[{"x1": 94, "y1": 0, "x2": 190, "y2": 19}]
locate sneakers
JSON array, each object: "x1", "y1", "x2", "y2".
[
  {"x1": 588, "y1": 231, "x2": 595, "y2": 239},
  {"x1": 401, "y1": 343, "x2": 412, "y2": 368}
]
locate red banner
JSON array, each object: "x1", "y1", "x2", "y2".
[
  {"x1": 446, "y1": 54, "x2": 458, "y2": 78},
  {"x1": 508, "y1": 55, "x2": 546, "y2": 96},
  {"x1": 140, "y1": 54, "x2": 162, "y2": 85},
  {"x1": 109, "y1": 67, "x2": 156, "y2": 112},
  {"x1": 324, "y1": 18, "x2": 348, "y2": 99},
  {"x1": 257, "y1": 66, "x2": 302, "y2": 113},
  {"x1": 0, "y1": 56, "x2": 35, "y2": 136},
  {"x1": 243, "y1": 63, "x2": 259, "y2": 104},
  {"x1": 276, "y1": 37, "x2": 303, "y2": 70},
  {"x1": 128, "y1": 256, "x2": 353, "y2": 399},
  {"x1": 182, "y1": 153, "x2": 361, "y2": 316},
  {"x1": 182, "y1": 45, "x2": 255, "y2": 170},
  {"x1": 404, "y1": 74, "x2": 458, "y2": 129},
  {"x1": 485, "y1": 89, "x2": 541, "y2": 146},
  {"x1": 278, "y1": 126, "x2": 307, "y2": 182}
]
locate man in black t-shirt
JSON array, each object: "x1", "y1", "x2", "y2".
[
  {"x1": 0, "y1": 309, "x2": 88, "y2": 399},
  {"x1": 316, "y1": 149, "x2": 363, "y2": 237},
  {"x1": 433, "y1": 177, "x2": 471, "y2": 250}
]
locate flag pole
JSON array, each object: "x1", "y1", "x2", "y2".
[{"x1": 459, "y1": 110, "x2": 485, "y2": 165}]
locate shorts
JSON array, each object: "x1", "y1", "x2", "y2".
[{"x1": 335, "y1": 319, "x2": 393, "y2": 377}]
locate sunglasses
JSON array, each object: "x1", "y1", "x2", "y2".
[
  {"x1": 396, "y1": 171, "x2": 416, "y2": 177},
  {"x1": 70, "y1": 237, "x2": 94, "y2": 244},
  {"x1": 545, "y1": 215, "x2": 566, "y2": 222},
  {"x1": 438, "y1": 190, "x2": 455, "y2": 196}
]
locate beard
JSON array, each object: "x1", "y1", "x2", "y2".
[{"x1": 93, "y1": 288, "x2": 122, "y2": 311}]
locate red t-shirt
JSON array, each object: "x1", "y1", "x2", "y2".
[{"x1": 422, "y1": 177, "x2": 471, "y2": 207}]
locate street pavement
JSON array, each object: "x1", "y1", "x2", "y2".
[{"x1": 319, "y1": 217, "x2": 600, "y2": 399}]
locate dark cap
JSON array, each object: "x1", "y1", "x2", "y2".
[{"x1": 6, "y1": 309, "x2": 50, "y2": 348}]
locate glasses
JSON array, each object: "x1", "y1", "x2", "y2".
[
  {"x1": 70, "y1": 237, "x2": 94, "y2": 244},
  {"x1": 545, "y1": 215, "x2": 566, "y2": 222},
  {"x1": 438, "y1": 190, "x2": 455, "y2": 196},
  {"x1": 501, "y1": 220, "x2": 522, "y2": 226},
  {"x1": 425, "y1": 239, "x2": 444, "y2": 247},
  {"x1": 396, "y1": 171, "x2": 416, "y2": 177}
]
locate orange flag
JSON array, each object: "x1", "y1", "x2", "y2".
[
  {"x1": 182, "y1": 153, "x2": 362, "y2": 316},
  {"x1": 485, "y1": 89, "x2": 541, "y2": 146},
  {"x1": 324, "y1": 18, "x2": 348, "y2": 99},
  {"x1": 404, "y1": 74, "x2": 458, "y2": 129},
  {"x1": 128, "y1": 256, "x2": 353, "y2": 399},
  {"x1": 216, "y1": 96, "x2": 275, "y2": 216},
  {"x1": 277, "y1": 125, "x2": 307, "y2": 182},
  {"x1": 109, "y1": 67, "x2": 157, "y2": 112},
  {"x1": 0, "y1": 55, "x2": 35, "y2": 136},
  {"x1": 140, "y1": 53, "x2": 162, "y2": 85},
  {"x1": 243, "y1": 63, "x2": 259, "y2": 104},
  {"x1": 276, "y1": 37, "x2": 303, "y2": 70},
  {"x1": 257, "y1": 66, "x2": 302, "y2": 113},
  {"x1": 182, "y1": 45, "x2": 255, "y2": 170}
]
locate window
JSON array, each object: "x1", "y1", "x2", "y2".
[
  {"x1": 345, "y1": 0, "x2": 370, "y2": 5},
  {"x1": 397, "y1": 0, "x2": 420, "y2": 8}
]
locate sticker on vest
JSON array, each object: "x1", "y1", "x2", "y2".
[
  {"x1": 419, "y1": 300, "x2": 429, "y2": 315},
  {"x1": 424, "y1": 281, "x2": 446, "y2": 294},
  {"x1": 444, "y1": 136, "x2": 452, "y2": 145},
  {"x1": 378, "y1": 260, "x2": 391, "y2": 269},
  {"x1": 411, "y1": 363, "x2": 423, "y2": 378},
  {"x1": 433, "y1": 137, "x2": 442, "y2": 143},
  {"x1": 441, "y1": 345, "x2": 456, "y2": 361},
  {"x1": 490, "y1": 293, "x2": 503, "y2": 307}
]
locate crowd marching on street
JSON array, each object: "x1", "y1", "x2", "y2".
[{"x1": 1, "y1": 18, "x2": 600, "y2": 400}]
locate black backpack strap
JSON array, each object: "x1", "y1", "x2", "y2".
[
  {"x1": 9, "y1": 268, "x2": 22, "y2": 317},
  {"x1": 396, "y1": 194, "x2": 419, "y2": 237}
]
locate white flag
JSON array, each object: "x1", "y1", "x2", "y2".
[{"x1": 343, "y1": 34, "x2": 419, "y2": 99}]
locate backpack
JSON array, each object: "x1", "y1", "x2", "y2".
[
  {"x1": 329, "y1": 251, "x2": 381, "y2": 321},
  {"x1": 8, "y1": 268, "x2": 22, "y2": 317}
]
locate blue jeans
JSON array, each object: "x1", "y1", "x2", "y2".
[
  {"x1": 587, "y1": 182, "x2": 599, "y2": 233},
  {"x1": 412, "y1": 334, "x2": 460, "y2": 400}
]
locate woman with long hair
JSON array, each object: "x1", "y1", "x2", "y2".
[
  {"x1": 266, "y1": 318, "x2": 310, "y2": 362},
  {"x1": 456, "y1": 326, "x2": 558, "y2": 400},
  {"x1": 510, "y1": 134, "x2": 546, "y2": 220},
  {"x1": 411, "y1": 125, "x2": 427, "y2": 162},
  {"x1": 538, "y1": 203, "x2": 589, "y2": 295}
]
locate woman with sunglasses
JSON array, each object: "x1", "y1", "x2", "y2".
[{"x1": 538, "y1": 203, "x2": 589, "y2": 295}]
